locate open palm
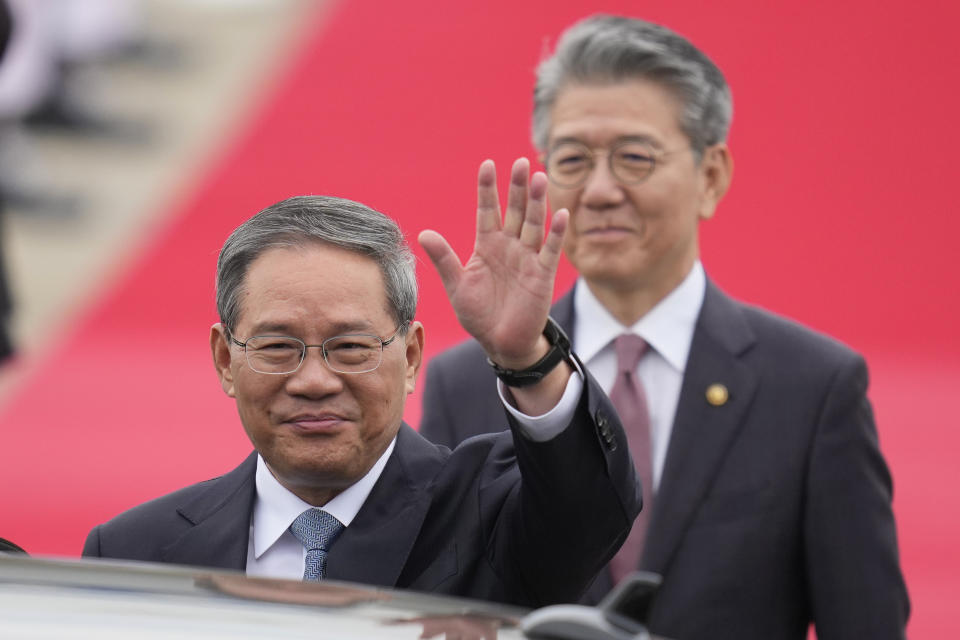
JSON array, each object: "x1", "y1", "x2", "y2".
[{"x1": 419, "y1": 158, "x2": 568, "y2": 369}]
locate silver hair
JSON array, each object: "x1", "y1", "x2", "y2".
[
  {"x1": 532, "y1": 15, "x2": 733, "y2": 156},
  {"x1": 215, "y1": 195, "x2": 417, "y2": 333}
]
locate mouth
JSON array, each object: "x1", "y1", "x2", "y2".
[
  {"x1": 580, "y1": 226, "x2": 635, "y2": 240},
  {"x1": 281, "y1": 413, "x2": 349, "y2": 433}
]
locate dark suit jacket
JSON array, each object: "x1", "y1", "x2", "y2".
[
  {"x1": 420, "y1": 280, "x2": 909, "y2": 639},
  {"x1": 83, "y1": 373, "x2": 642, "y2": 609}
]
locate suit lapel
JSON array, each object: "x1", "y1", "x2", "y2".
[
  {"x1": 641, "y1": 282, "x2": 758, "y2": 576},
  {"x1": 161, "y1": 452, "x2": 258, "y2": 571},
  {"x1": 324, "y1": 424, "x2": 441, "y2": 587}
]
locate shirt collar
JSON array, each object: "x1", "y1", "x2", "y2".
[
  {"x1": 251, "y1": 436, "x2": 396, "y2": 560},
  {"x1": 573, "y1": 261, "x2": 706, "y2": 372}
]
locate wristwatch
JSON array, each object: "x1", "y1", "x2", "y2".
[{"x1": 487, "y1": 316, "x2": 574, "y2": 388}]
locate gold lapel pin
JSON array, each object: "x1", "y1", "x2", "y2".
[{"x1": 705, "y1": 383, "x2": 729, "y2": 406}]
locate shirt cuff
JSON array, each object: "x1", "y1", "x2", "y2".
[{"x1": 497, "y1": 359, "x2": 585, "y2": 442}]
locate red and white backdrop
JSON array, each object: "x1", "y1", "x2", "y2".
[{"x1": 2, "y1": 1, "x2": 957, "y2": 636}]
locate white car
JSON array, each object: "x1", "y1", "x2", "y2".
[{"x1": 0, "y1": 553, "x2": 665, "y2": 640}]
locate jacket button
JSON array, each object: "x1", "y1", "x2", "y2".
[{"x1": 595, "y1": 411, "x2": 617, "y2": 450}]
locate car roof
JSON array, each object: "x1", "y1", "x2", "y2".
[{"x1": 0, "y1": 554, "x2": 528, "y2": 639}]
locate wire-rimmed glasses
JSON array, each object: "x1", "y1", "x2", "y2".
[
  {"x1": 545, "y1": 139, "x2": 678, "y2": 188},
  {"x1": 229, "y1": 322, "x2": 408, "y2": 375}
]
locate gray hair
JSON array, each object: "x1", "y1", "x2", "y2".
[
  {"x1": 216, "y1": 195, "x2": 417, "y2": 333},
  {"x1": 532, "y1": 15, "x2": 733, "y2": 156}
]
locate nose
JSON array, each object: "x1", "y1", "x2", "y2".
[
  {"x1": 580, "y1": 155, "x2": 625, "y2": 208},
  {"x1": 284, "y1": 346, "x2": 344, "y2": 398}
]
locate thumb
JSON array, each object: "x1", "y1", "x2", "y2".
[{"x1": 418, "y1": 229, "x2": 463, "y2": 298}]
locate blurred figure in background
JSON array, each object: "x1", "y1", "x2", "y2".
[
  {"x1": 0, "y1": 0, "x2": 156, "y2": 216},
  {"x1": 420, "y1": 14, "x2": 908, "y2": 640},
  {"x1": 0, "y1": 0, "x2": 152, "y2": 133},
  {"x1": 0, "y1": 0, "x2": 176, "y2": 364}
]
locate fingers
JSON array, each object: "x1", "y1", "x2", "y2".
[
  {"x1": 476, "y1": 159, "x2": 557, "y2": 255},
  {"x1": 418, "y1": 229, "x2": 462, "y2": 297},
  {"x1": 519, "y1": 170, "x2": 548, "y2": 248},
  {"x1": 502, "y1": 158, "x2": 530, "y2": 236},
  {"x1": 476, "y1": 160, "x2": 501, "y2": 235},
  {"x1": 539, "y1": 207, "x2": 569, "y2": 270}
]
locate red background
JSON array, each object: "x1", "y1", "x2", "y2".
[{"x1": 2, "y1": 1, "x2": 957, "y2": 636}]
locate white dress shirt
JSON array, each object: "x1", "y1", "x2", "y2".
[
  {"x1": 246, "y1": 368, "x2": 585, "y2": 580},
  {"x1": 572, "y1": 261, "x2": 706, "y2": 490},
  {"x1": 245, "y1": 439, "x2": 395, "y2": 579}
]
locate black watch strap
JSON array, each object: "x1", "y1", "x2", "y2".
[{"x1": 487, "y1": 316, "x2": 573, "y2": 388}]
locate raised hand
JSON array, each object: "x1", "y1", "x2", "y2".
[{"x1": 419, "y1": 158, "x2": 569, "y2": 400}]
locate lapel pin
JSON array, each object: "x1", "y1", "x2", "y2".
[{"x1": 705, "y1": 383, "x2": 729, "y2": 406}]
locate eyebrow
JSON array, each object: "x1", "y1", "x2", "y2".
[
  {"x1": 246, "y1": 320, "x2": 378, "y2": 337},
  {"x1": 550, "y1": 134, "x2": 666, "y2": 151}
]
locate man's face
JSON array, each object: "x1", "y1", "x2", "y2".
[
  {"x1": 210, "y1": 243, "x2": 423, "y2": 505},
  {"x1": 544, "y1": 79, "x2": 731, "y2": 298}
]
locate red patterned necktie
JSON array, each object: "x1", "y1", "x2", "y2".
[{"x1": 608, "y1": 334, "x2": 654, "y2": 584}]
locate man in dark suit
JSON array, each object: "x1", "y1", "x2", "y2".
[
  {"x1": 420, "y1": 15, "x2": 908, "y2": 639},
  {"x1": 83, "y1": 171, "x2": 642, "y2": 608}
]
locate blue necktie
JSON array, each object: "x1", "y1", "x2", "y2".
[{"x1": 289, "y1": 508, "x2": 344, "y2": 581}]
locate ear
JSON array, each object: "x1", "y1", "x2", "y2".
[
  {"x1": 697, "y1": 143, "x2": 734, "y2": 221},
  {"x1": 403, "y1": 321, "x2": 425, "y2": 395},
  {"x1": 210, "y1": 323, "x2": 237, "y2": 398}
]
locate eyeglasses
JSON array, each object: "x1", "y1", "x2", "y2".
[
  {"x1": 544, "y1": 139, "x2": 682, "y2": 189},
  {"x1": 228, "y1": 322, "x2": 409, "y2": 375}
]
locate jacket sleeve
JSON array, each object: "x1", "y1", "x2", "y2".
[
  {"x1": 803, "y1": 355, "x2": 909, "y2": 639},
  {"x1": 489, "y1": 365, "x2": 643, "y2": 606}
]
